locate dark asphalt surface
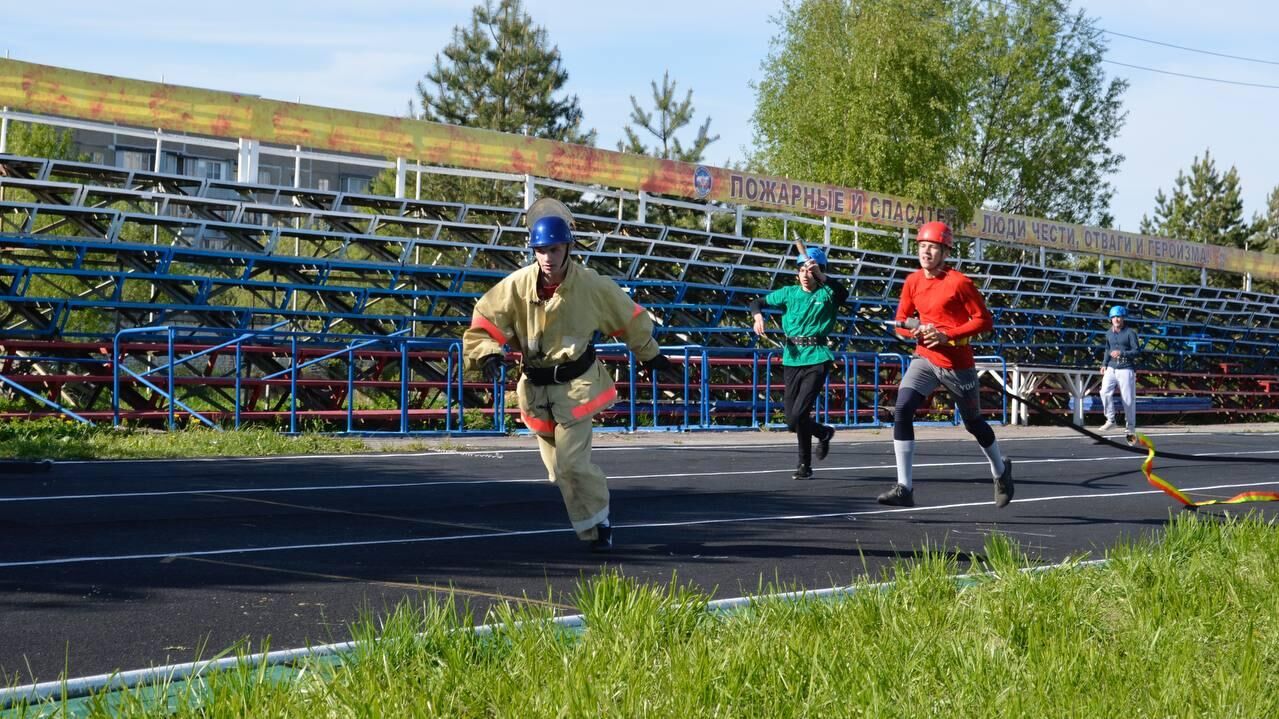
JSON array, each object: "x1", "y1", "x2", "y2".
[{"x1": 3, "y1": 426, "x2": 1278, "y2": 686}]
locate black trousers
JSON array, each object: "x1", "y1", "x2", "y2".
[{"x1": 783, "y1": 362, "x2": 832, "y2": 465}]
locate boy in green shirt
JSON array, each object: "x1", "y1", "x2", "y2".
[{"x1": 750, "y1": 248, "x2": 849, "y2": 479}]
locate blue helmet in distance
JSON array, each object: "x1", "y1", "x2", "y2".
[
  {"x1": 1109, "y1": 305, "x2": 1128, "y2": 318},
  {"x1": 796, "y1": 247, "x2": 828, "y2": 267},
  {"x1": 529, "y1": 215, "x2": 574, "y2": 249}
]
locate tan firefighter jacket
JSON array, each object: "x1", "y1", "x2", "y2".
[{"x1": 463, "y1": 261, "x2": 661, "y2": 430}]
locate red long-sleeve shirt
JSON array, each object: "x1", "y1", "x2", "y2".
[{"x1": 895, "y1": 267, "x2": 992, "y2": 370}]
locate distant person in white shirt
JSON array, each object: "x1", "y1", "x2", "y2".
[{"x1": 1097, "y1": 305, "x2": 1140, "y2": 444}]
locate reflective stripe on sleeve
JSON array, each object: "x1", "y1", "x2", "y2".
[
  {"x1": 471, "y1": 315, "x2": 508, "y2": 345},
  {"x1": 607, "y1": 303, "x2": 647, "y2": 337}
]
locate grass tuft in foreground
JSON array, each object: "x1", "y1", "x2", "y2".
[{"x1": 9, "y1": 512, "x2": 1279, "y2": 717}]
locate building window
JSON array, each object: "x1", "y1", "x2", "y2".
[
  {"x1": 316, "y1": 177, "x2": 332, "y2": 192},
  {"x1": 161, "y1": 153, "x2": 181, "y2": 175},
  {"x1": 341, "y1": 175, "x2": 371, "y2": 194},
  {"x1": 258, "y1": 166, "x2": 282, "y2": 186},
  {"x1": 117, "y1": 149, "x2": 153, "y2": 171},
  {"x1": 190, "y1": 157, "x2": 230, "y2": 180}
]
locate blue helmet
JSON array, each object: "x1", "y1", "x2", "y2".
[
  {"x1": 796, "y1": 247, "x2": 828, "y2": 267},
  {"x1": 1108, "y1": 305, "x2": 1127, "y2": 318},
  {"x1": 529, "y1": 215, "x2": 574, "y2": 249}
]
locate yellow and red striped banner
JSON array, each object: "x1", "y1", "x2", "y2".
[{"x1": 5, "y1": 58, "x2": 1279, "y2": 279}]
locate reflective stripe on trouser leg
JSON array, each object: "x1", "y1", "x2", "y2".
[
  {"x1": 518, "y1": 366, "x2": 613, "y2": 541},
  {"x1": 551, "y1": 417, "x2": 609, "y2": 540}
]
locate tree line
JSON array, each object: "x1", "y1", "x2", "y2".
[{"x1": 7, "y1": 0, "x2": 1276, "y2": 288}]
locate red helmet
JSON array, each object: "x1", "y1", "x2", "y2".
[{"x1": 916, "y1": 221, "x2": 953, "y2": 249}]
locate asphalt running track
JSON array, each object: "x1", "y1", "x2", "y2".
[{"x1": 3, "y1": 426, "x2": 1278, "y2": 686}]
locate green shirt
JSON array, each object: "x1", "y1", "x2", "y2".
[{"x1": 762, "y1": 283, "x2": 845, "y2": 366}]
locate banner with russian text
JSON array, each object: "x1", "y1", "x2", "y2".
[{"x1": 3, "y1": 58, "x2": 1276, "y2": 280}]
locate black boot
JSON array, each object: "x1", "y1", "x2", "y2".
[
  {"x1": 815, "y1": 426, "x2": 834, "y2": 461},
  {"x1": 589, "y1": 523, "x2": 613, "y2": 552},
  {"x1": 792, "y1": 463, "x2": 813, "y2": 480}
]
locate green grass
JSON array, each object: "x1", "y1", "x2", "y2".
[
  {"x1": 0, "y1": 418, "x2": 393, "y2": 460},
  {"x1": 7, "y1": 512, "x2": 1278, "y2": 717}
]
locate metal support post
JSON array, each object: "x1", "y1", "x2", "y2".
[
  {"x1": 167, "y1": 327, "x2": 176, "y2": 430},
  {"x1": 237, "y1": 138, "x2": 259, "y2": 183},
  {"x1": 394, "y1": 157, "x2": 407, "y2": 198}
]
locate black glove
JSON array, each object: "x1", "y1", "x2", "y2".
[
  {"x1": 480, "y1": 354, "x2": 506, "y2": 382},
  {"x1": 642, "y1": 353, "x2": 673, "y2": 374}
]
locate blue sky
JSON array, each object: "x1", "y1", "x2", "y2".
[{"x1": 5, "y1": 0, "x2": 1277, "y2": 232}]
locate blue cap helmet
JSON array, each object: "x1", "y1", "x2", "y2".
[
  {"x1": 1108, "y1": 305, "x2": 1127, "y2": 318},
  {"x1": 796, "y1": 247, "x2": 828, "y2": 267},
  {"x1": 529, "y1": 215, "x2": 574, "y2": 249}
]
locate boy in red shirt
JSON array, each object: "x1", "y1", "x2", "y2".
[{"x1": 877, "y1": 221, "x2": 1014, "y2": 508}]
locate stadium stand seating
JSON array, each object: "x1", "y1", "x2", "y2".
[{"x1": 2, "y1": 153, "x2": 1278, "y2": 430}]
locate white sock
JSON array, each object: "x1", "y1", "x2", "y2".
[
  {"x1": 893, "y1": 440, "x2": 914, "y2": 490},
  {"x1": 981, "y1": 441, "x2": 1005, "y2": 479}
]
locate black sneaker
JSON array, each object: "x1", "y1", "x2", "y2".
[
  {"x1": 994, "y1": 458, "x2": 1014, "y2": 508},
  {"x1": 792, "y1": 463, "x2": 813, "y2": 480},
  {"x1": 589, "y1": 523, "x2": 613, "y2": 552},
  {"x1": 815, "y1": 427, "x2": 834, "y2": 461},
  {"x1": 877, "y1": 484, "x2": 914, "y2": 507}
]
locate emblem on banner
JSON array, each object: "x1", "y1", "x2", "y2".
[{"x1": 693, "y1": 165, "x2": 713, "y2": 199}]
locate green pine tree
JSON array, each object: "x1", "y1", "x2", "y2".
[
  {"x1": 617, "y1": 71, "x2": 720, "y2": 228},
  {"x1": 1140, "y1": 149, "x2": 1250, "y2": 287},
  {"x1": 619, "y1": 71, "x2": 718, "y2": 163},
  {"x1": 1248, "y1": 185, "x2": 1279, "y2": 293},
  {"x1": 375, "y1": 0, "x2": 595, "y2": 208},
  {"x1": 418, "y1": 0, "x2": 593, "y2": 144}
]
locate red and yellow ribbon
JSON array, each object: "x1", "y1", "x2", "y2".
[{"x1": 1135, "y1": 432, "x2": 1279, "y2": 507}]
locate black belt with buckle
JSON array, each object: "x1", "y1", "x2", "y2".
[
  {"x1": 523, "y1": 345, "x2": 596, "y2": 386},
  {"x1": 786, "y1": 336, "x2": 827, "y2": 347}
]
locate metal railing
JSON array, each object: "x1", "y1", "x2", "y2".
[{"x1": 91, "y1": 330, "x2": 947, "y2": 435}]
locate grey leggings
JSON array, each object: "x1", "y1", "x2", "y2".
[{"x1": 892, "y1": 357, "x2": 994, "y2": 446}]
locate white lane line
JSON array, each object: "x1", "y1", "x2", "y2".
[
  {"x1": 0, "y1": 478, "x2": 547, "y2": 504},
  {"x1": 0, "y1": 455, "x2": 1143, "y2": 503},
  {"x1": 9, "y1": 449, "x2": 1279, "y2": 504},
  {"x1": 3, "y1": 478, "x2": 1277, "y2": 569},
  {"x1": 44, "y1": 428, "x2": 1269, "y2": 465}
]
